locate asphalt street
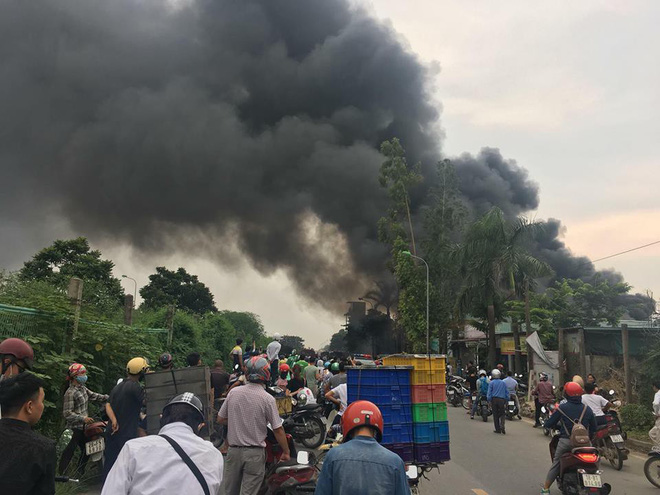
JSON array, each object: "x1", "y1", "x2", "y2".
[{"x1": 418, "y1": 405, "x2": 657, "y2": 495}]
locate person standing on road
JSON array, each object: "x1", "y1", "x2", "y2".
[
  {"x1": 466, "y1": 367, "x2": 478, "y2": 415},
  {"x1": 315, "y1": 400, "x2": 409, "y2": 495},
  {"x1": 218, "y1": 356, "x2": 290, "y2": 495},
  {"x1": 540, "y1": 382, "x2": 597, "y2": 495},
  {"x1": 487, "y1": 369, "x2": 508, "y2": 434},
  {"x1": 303, "y1": 356, "x2": 321, "y2": 398},
  {"x1": 230, "y1": 339, "x2": 244, "y2": 371},
  {"x1": 470, "y1": 370, "x2": 489, "y2": 419},
  {"x1": 59, "y1": 363, "x2": 109, "y2": 475},
  {"x1": 0, "y1": 372, "x2": 55, "y2": 495},
  {"x1": 649, "y1": 381, "x2": 660, "y2": 452},
  {"x1": 532, "y1": 372, "x2": 555, "y2": 427},
  {"x1": 210, "y1": 360, "x2": 230, "y2": 404},
  {"x1": 103, "y1": 357, "x2": 148, "y2": 480},
  {"x1": 503, "y1": 370, "x2": 522, "y2": 420},
  {"x1": 266, "y1": 333, "x2": 282, "y2": 386}
]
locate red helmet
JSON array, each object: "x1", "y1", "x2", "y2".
[
  {"x1": 68, "y1": 363, "x2": 87, "y2": 378},
  {"x1": 0, "y1": 338, "x2": 34, "y2": 371},
  {"x1": 341, "y1": 400, "x2": 384, "y2": 442},
  {"x1": 246, "y1": 356, "x2": 271, "y2": 384},
  {"x1": 564, "y1": 381, "x2": 584, "y2": 397},
  {"x1": 279, "y1": 363, "x2": 290, "y2": 373}
]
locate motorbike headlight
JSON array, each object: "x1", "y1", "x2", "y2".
[
  {"x1": 298, "y1": 393, "x2": 308, "y2": 406},
  {"x1": 541, "y1": 406, "x2": 547, "y2": 413}
]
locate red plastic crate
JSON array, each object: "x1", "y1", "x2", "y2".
[{"x1": 412, "y1": 384, "x2": 446, "y2": 403}]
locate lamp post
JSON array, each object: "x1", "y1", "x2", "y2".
[
  {"x1": 121, "y1": 275, "x2": 137, "y2": 308},
  {"x1": 402, "y1": 250, "x2": 430, "y2": 355}
]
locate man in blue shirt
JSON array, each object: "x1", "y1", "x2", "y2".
[
  {"x1": 487, "y1": 369, "x2": 509, "y2": 434},
  {"x1": 502, "y1": 370, "x2": 521, "y2": 420},
  {"x1": 315, "y1": 400, "x2": 409, "y2": 495},
  {"x1": 470, "y1": 370, "x2": 489, "y2": 419}
]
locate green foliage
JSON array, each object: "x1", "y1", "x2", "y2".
[
  {"x1": 20, "y1": 238, "x2": 124, "y2": 312},
  {"x1": 280, "y1": 335, "x2": 305, "y2": 356},
  {"x1": 620, "y1": 403, "x2": 655, "y2": 432},
  {"x1": 327, "y1": 329, "x2": 348, "y2": 352},
  {"x1": 140, "y1": 267, "x2": 217, "y2": 314},
  {"x1": 219, "y1": 311, "x2": 266, "y2": 349}
]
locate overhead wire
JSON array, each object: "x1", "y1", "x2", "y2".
[{"x1": 590, "y1": 239, "x2": 660, "y2": 264}]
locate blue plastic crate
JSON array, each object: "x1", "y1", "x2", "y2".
[
  {"x1": 412, "y1": 421, "x2": 450, "y2": 444},
  {"x1": 348, "y1": 384, "x2": 412, "y2": 405},
  {"x1": 379, "y1": 403, "x2": 414, "y2": 426},
  {"x1": 381, "y1": 422, "x2": 413, "y2": 444},
  {"x1": 382, "y1": 442, "x2": 414, "y2": 463},
  {"x1": 414, "y1": 442, "x2": 450, "y2": 463},
  {"x1": 347, "y1": 367, "x2": 411, "y2": 388}
]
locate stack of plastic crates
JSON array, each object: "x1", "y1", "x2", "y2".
[
  {"x1": 347, "y1": 366, "x2": 414, "y2": 463},
  {"x1": 382, "y1": 354, "x2": 450, "y2": 464}
]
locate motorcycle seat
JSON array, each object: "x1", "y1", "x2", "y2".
[
  {"x1": 595, "y1": 424, "x2": 610, "y2": 432},
  {"x1": 297, "y1": 404, "x2": 322, "y2": 412},
  {"x1": 274, "y1": 460, "x2": 312, "y2": 474},
  {"x1": 571, "y1": 446, "x2": 598, "y2": 455}
]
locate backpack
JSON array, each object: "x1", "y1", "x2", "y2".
[{"x1": 557, "y1": 405, "x2": 591, "y2": 448}]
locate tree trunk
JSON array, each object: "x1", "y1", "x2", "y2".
[
  {"x1": 512, "y1": 320, "x2": 522, "y2": 374},
  {"x1": 487, "y1": 304, "x2": 496, "y2": 369}
]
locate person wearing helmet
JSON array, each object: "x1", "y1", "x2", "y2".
[
  {"x1": 0, "y1": 337, "x2": 34, "y2": 381},
  {"x1": 158, "y1": 352, "x2": 174, "y2": 370},
  {"x1": 532, "y1": 372, "x2": 555, "y2": 427},
  {"x1": 102, "y1": 392, "x2": 224, "y2": 495},
  {"x1": 315, "y1": 400, "x2": 409, "y2": 495},
  {"x1": 276, "y1": 363, "x2": 290, "y2": 389},
  {"x1": 59, "y1": 363, "x2": 109, "y2": 475},
  {"x1": 470, "y1": 369, "x2": 489, "y2": 419},
  {"x1": 487, "y1": 368, "x2": 508, "y2": 434},
  {"x1": 218, "y1": 356, "x2": 290, "y2": 495},
  {"x1": 540, "y1": 382, "x2": 597, "y2": 495},
  {"x1": 266, "y1": 333, "x2": 282, "y2": 386},
  {"x1": 102, "y1": 357, "x2": 148, "y2": 480}
]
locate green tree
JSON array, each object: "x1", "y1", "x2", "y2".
[
  {"x1": 279, "y1": 335, "x2": 305, "y2": 356},
  {"x1": 453, "y1": 207, "x2": 553, "y2": 368},
  {"x1": 220, "y1": 311, "x2": 266, "y2": 349},
  {"x1": 327, "y1": 329, "x2": 348, "y2": 352},
  {"x1": 20, "y1": 237, "x2": 124, "y2": 315},
  {"x1": 140, "y1": 267, "x2": 217, "y2": 314}
]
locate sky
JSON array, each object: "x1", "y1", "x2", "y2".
[{"x1": 3, "y1": 1, "x2": 659, "y2": 348}]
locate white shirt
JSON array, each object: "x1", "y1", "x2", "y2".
[
  {"x1": 101, "y1": 422, "x2": 224, "y2": 495},
  {"x1": 331, "y1": 383, "x2": 348, "y2": 416},
  {"x1": 653, "y1": 390, "x2": 660, "y2": 415},
  {"x1": 266, "y1": 341, "x2": 282, "y2": 362},
  {"x1": 581, "y1": 393, "x2": 609, "y2": 417},
  {"x1": 298, "y1": 387, "x2": 317, "y2": 404}
]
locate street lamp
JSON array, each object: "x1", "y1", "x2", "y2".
[
  {"x1": 121, "y1": 275, "x2": 137, "y2": 308},
  {"x1": 402, "y1": 250, "x2": 430, "y2": 355}
]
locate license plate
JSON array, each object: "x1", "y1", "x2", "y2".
[
  {"x1": 472, "y1": 396, "x2": 477, "y2": 401},
  {"x1": 610, "y1": 434, "x2": 623, "y2": 443},
  {"x1": 85, "y1": 437, "x2": 105, "y2": 456},
  {"x1": 582, "y1": 473, "x2": 602, "y2": 488},
  {"x1": 448, "y1": 390, "x2": 455, "y2": 395},
  {"x1": 508, "y1": 401, "x2": 515, "y2": 406}
]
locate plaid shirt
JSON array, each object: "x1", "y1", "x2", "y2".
[{"x1": 62, "y1": 384, "x2": 108, "y2": 430}]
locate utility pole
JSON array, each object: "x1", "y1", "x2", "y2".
[
  {"x1": 166, "y1": 305, "x2": 176, "y2": 347},
  {"x1": 67, "y1": 277, "x2": 83, "y2": 353},
  {"x1": 124, "y1": 295, "x2": 134, "y2": 326},
  {"x1": 622, "y1": 324, "x2": 631, "y2": 404}
]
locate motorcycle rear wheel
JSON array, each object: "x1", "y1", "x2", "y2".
[
  {"x1": 481, "y1": 408, "x2": 488, "y2": 422},
  {"x1": 461, "y1": 395, "x2": 471, "y2": 410},
  {"x1": 300, "y1": 416, "x2": 326, "y2": 449},
  {"x1": 606, "y1": 438, "x2": 623, "y2": 471},
  {"x1": 543, "y1": 427, "x2": 551, "y2": 436},
  {"x1": 644, "y1": 456, "x2": 660, "y2": 488}
]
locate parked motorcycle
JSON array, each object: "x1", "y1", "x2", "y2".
[
  {"x1": 505, "y1": 394, "x2": 519, "y2": 421},
  {"x1": 260, "y1": 428, "x2": 316, "y2": 494},
  {"x1": 644, "y1": 449, "x2": 660, "y2": 489},
  {"x1": 447, "y1": 376, "x2": 470, "y2": 409},
  {"x1": 592, "y1": 406, "x2": 628, "y2": 470},
  {"x1": 269, "y1": 388, "x2": 326, "y2": 450},
  {"x1": 549, "y1": 433, "x2": 611, "y2": 494}
]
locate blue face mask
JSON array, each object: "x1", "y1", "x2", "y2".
[{"x1": 76, "y1": 375, "x2": 88, "y2": 384}]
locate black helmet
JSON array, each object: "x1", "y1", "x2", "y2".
[
  {"x1": 163, "y1": 392, "x2": 204, "y2": 422},
  {"x1": 159, "y1": 352, "x2": 173, "y2": 368}
]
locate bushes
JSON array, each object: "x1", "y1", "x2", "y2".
[{"x1": 620, "y1": 403, "x2": 655, "y2": 433}]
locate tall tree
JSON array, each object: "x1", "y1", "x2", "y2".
[
  {"x1": 279, "y1": 335, "x2": 305, "y2": 356},
  {"x1": 454, "y1": 207, "x2": 553, "y2": 368},
  {"x1": 140, "y1": 267, "x2": 217, "y2": 314}
]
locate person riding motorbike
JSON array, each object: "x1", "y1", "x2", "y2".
[
  {"x1": 470, "y1": 370, "x2": 489, "y2": 419},
  {"x1": 532, "y1": 372, "x2": 555, "y2": 427},
  {"x1": 582, "y1": 382, "x2": 613, "y2": 426},
  {"x1": 540, "y1": 381, "x2": 597, "y2": 495},
  {"x1": 503, "y1": 370, "x2": 522, "y2": 419},
  {"x1": 315, "y1": 400, "x2": 409, "y2": 495},
  {"x1": 59, "y1": 363, "x2": 109, "y2": 475},
  {"x1": 158, "y1": 352, "x2": 174, "y2": 371},
  {"x1": 0, "y1": 337, "x2": 34, "y2": 381}
]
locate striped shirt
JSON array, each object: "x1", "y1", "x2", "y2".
[{"x1": 62, "y1": 384, "x2": 108, "y2": 429}]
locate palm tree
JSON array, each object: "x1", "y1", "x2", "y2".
[
  {"x1": 453, "y1": 207, "x2": 553, "y2": 368},
  {"x1": 361, "y1": 279, "x2": 399, "y2": 318}
]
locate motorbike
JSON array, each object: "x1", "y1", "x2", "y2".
[
  {"x1": 477, "y1": 394, "x2": 492, "y2": 422},
  {"x1": 592, "y1": 392, "x2": 628, "y2": 471},
  {"x1": 644, "y1": 449, "x2": 660, "y2": 489},
  {"x1": 505, "y1": 394, "x2": 520, "y2": 421},
  {"x1": 270, "y1": 387, "x2": 326, "y2": 449},
  {"x1": 56, "y1": 415, "x2": 107, "y2": 475},
  {"x1": 540, "y1": 402, "x2": 558, "y2": 436},
  {"x1": 447, "y1": 376, "x2": 470, "y2": 409},
  {"x1": 260, "y1": 428, "x2": 317, "y2": 494},
  {"x1": 549, "y1": 432, "x2": 611, "y2": 494}
]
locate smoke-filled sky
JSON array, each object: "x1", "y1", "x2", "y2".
[{"x1": 1, "y1": 0, "x2": 658, "y2": 347}]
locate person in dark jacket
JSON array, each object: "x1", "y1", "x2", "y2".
[
  {"x1": 0, "y1": 372, "x2": 56, "y2": 495},
  {"x1": 540, "y1": 381, "x2": 597, "y2": 495}
]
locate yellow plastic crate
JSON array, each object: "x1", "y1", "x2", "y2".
[
  {"x1": 411, "y1": 369, "x2": 446, "y2": 385},
  {"x1": 382, "y1": 354, "x2": 446, "y2": 371}
]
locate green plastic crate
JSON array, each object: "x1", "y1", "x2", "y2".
[{"x1": 412, "y1": 402, "x2": 447, "y2": 423}]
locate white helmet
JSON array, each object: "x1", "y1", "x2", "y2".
[
  {"x1": 478, "y1": 369, "x2": 487, "y2": 377},
  {"x1": 491, "y1": 369, "x2": 502, "y2": 379},
  {"x1": 273, "y1": 333, "x2": 281, "y2": 340}
]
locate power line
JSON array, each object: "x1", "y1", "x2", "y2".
[{"x1": 591, "y1": 239, "x2": 660, "y2": 264}]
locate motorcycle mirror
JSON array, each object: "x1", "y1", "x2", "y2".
[
  {"x1": 609, "y1": 389, "x2": 615, "y2": 396},
  {"x1": 296, "y1": 451, "x2": 309, "y2": 465},
  {"x1": 406, "y1": 465, "x2": 418, "y2": 480}
]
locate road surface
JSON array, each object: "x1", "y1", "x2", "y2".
[{"x1": 418, "y1": 405, "x2": 656, "y2": 495}]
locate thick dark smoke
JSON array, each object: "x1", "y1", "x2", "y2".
[{"x1": 0, "y1": 0, "x2": 653, "y2": 317}]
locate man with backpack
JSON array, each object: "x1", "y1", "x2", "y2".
[{"x1": 540, "y1": 381, "x2": 597, "y2": 495}]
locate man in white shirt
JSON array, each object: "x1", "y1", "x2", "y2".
[
  {"x1": 102, "y1": 393, "x2": 223, "y2": 495},
  {"x1": 266, "y1": 333, "x2": 282, "y2": 386},
  {"x1": 581, "y1": 382, "x2": 613, "y2": 426},
  {"x1": 325, "y1": 383, "x2": 347, "y2": 438},
  {"x1": 649, "y1": 381, "x2": 660, "y2": 452}
]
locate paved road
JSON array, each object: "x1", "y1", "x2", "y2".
[{"x1": 417, "y1": 405, "x2": 656, "y2": 495}]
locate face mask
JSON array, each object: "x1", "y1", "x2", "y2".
[{"x1": 76, "y1": 375, "x2": 88, "y2": 384}]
